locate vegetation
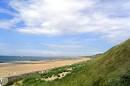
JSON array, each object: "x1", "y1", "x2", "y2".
[{"x1": 9, "y1": 39, "x2": 130, "y2": 86}]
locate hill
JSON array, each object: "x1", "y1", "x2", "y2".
[{"x1": 9, "y1": 39, "x2": 130, "y2": 86}]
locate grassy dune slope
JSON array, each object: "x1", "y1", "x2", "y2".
[{"x1": 11, "y1": 39, "x2": 130, "y2": 86}]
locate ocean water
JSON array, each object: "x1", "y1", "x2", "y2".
[{"x1": 0, "y1": 56, "x2": 57, "y2": 63}]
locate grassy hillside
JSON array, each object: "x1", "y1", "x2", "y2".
[{"x1": 10, "y1": 39, "x2": 130, "y2": 86}]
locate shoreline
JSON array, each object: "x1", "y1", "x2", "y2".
[
  {"x1": 0, "y1": 57, "x2": 90, "y2": 78},
  {"x1": 0, "y1": 57, "x2": 85, "y2": 65}
]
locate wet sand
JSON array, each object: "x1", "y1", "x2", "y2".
[{"x1": 0, "y1": 58, "x2": 90, "y2": 77}]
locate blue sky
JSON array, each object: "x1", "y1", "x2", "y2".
[{"x1": 0, "y1": 0, "x2": 130, "y2": 56}]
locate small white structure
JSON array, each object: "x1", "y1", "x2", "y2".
[{"x1": 0, "y1": 77, "x2": 8, "y2": 86}]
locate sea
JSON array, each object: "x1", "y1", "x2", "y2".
[{"x1": 0, "y1": 56, "x2": 61, "y2": 63}]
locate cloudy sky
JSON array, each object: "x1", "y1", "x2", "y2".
[{"x1": 0, "y1": 0, "x2": 130, "y2": 56}]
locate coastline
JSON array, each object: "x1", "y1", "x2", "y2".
[{"x1": 0, "y1": 57, "x2": 90, "y2": 78}]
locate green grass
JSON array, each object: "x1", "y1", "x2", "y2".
[{"x1": 9, "y1": 39, "x2": 130, "y2": 86}]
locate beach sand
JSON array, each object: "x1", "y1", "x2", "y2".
[{"x1": 0, "y1": 58, "x2": 90, "y2": 77}]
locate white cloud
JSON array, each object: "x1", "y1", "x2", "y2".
[
  {"x1": 10, "y1": 47, "x2": 101, "y2": 56},
  {"x1": 0, "y1": 8, "x2": 17, "y2": 17},
  {"x1": 46, "y1": 44, "x2": 82, "y2": 49},
  {"x1": 0, "y1": 17, "x2": 19, "y2": 29},
  {"x1": 0, "y1": 20, "x2": 13, "y2": 29},
  {"x1": 15, "y1": 49, "x2": 63, "y2": 56},
  {"x1": 0, "y1": 8, "x2": 19, "y2": 29},
  {"x1": 6, "y1": 0, "x2": 130, "y2": 40},
  {"x1": 10, "y1": 0, "x2": 94, "y2": 34}
]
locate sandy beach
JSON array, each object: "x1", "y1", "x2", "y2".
[{"x1": 0, "y1": 58, "x2": 90, "y2": 77}]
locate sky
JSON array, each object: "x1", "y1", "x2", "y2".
[{"x1": 0, "y1": 0, "x2": 130, "y2": 56}]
